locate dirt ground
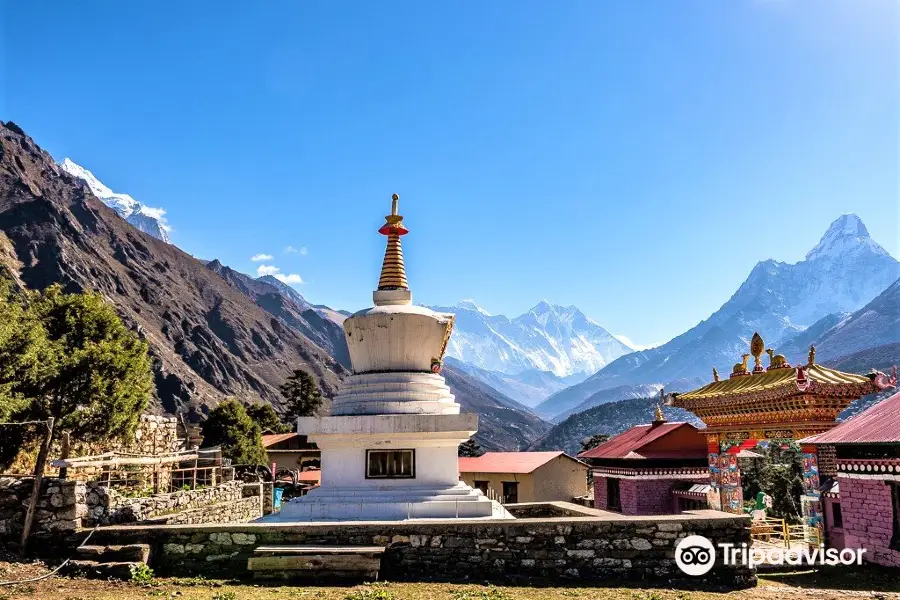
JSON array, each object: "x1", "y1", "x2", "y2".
[{"x1": 0, "y1": 557, "x2": 897, "y2": 600}]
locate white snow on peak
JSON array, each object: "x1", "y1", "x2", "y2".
[
  {"x1": 60, "y1": 158, "x2": 171, "y2": 243},
  {"x1": 805, "y1": 213, "x2": 889, "y2": 262},
  {"x1": 612, "y1": 335, "x2": 661, "y2": 352},
  {"x1": 456, "y1": 299, "x2": 491, "y2": 316}
]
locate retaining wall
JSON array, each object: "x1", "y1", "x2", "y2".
[{"x1": 80, "y1": 509, "x2": 755, "y2": 586}]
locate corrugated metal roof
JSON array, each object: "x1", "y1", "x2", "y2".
[
  {"x1": 801, "y1": 391, "x2": 900, "y2": 445},
  {"x1": 262, "y1": 433, "x2": 300, "y2": 448},
  {"x1": 577, "y1": 422, "x2": 703, "y2": 460},
  {"x1": 458, "y1": 451, "x2": 580, "y2": 474}
]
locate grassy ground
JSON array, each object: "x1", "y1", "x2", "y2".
[{"x1": 0, "y1": 561, "x2": 897, "y2": 600}]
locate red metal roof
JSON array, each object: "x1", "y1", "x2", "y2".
[
  {"x1": 458, "y1": 451, "x2": 581, "y2": 474},
  {"x1": 578, "y1": 422, "x2": 707, "y2": 460},
  {"x1": 802, "y1": 391, "x2": 900, "y2": 445},
  {"x1": 262, "y1": 433, "x2": 300, "y2": 448},
  {"x1": 297, "y1": 469, "x2": 321, "y2": 482}
]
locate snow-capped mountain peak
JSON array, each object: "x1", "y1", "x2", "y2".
[
  {"x1": 431, "y1": 300, "x2": 633, "y2": 379},
  {"x1": 456, "y1": 299, "x2": 491, "y2": 315},
  {"x1": 805, "y1": 213, "x2": 889, "y2": 262},
  {"x1": 59, "y1": 158, "x2": 171, "y2": 243}
]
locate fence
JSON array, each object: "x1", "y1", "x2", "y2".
[{"x1": 748, "y1": 517, "x2": 821, "y2": 549}]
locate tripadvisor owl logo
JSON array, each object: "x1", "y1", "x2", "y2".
[{"x1": 675, "y1": 535, "x2": 716, "y2": 576}]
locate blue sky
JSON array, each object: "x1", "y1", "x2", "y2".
[{"x1": 2, "y1": 1, "x2": 897, "y2": 346}]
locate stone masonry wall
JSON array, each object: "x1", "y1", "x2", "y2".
[
  {"x1": 0, "y1": 477, "x2": 85, "y2": 539},
  {"x1": 80, "y1": 511, "x2": 756, "y2": 587},
  {"x1": 594, "y1": 476, "x2": 609, "y2": 510},
  {"x1": 838, "y1": 475, "x2": 900, "y2": 567},
  {"x1": 84, "y1": 480, "x2": 248, "y2": 526},
  {"x1": 148, "y1": 496, "x2": 262, "y2": 525},
  {"x1": 1, "y1": 478, "x2": 260, "y2": 543}
]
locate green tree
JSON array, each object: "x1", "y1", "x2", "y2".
[
  {"x1": 458, "y1": 438, "x2": 483, "y2": 457},
  {"x1": 246, "y1": 402, "x2": 290, "y2": 434},
  {"x1": 580, "y1": 433, "x2": 611, "y2": 454},
  {"x1": 279, "y1": 369, "x2": 324, "y2": 421},
  {"x1": 201, "y1": 399, "x2": 268, "y2": 465},
  {"x1": 0, "y1": 279, "x2": 46, "y2": 419},
  {"x1": 0, "y1": 283, "x2": 153, "y2": 468}
]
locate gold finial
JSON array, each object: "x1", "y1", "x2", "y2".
[
  {"x1": 713, "y1": 367, "x2": 720, "y2": 382},
  {"x1": 808, "y1": 344, "x2": 816, "y2": 367},
  {"x1": 654, "y1": 404, "x2": 665, "y2": 422},
  {"x1": 377, "y1": 193, "x2": 410, "y2": 292},
  {"x1": 751, "y1": 333, "x2": 765, "y2": 372},
  {"x1": 766, "y1": 348, "x2": 775, "y2": 367}
]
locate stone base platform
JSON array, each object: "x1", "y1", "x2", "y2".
[{"x1": 272, "y1": 484, "x2": 511, "y2": 521}]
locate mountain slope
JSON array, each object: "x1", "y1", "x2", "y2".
[
  {"x1": 779, "y1": 276, "x2": 900, "y2": 364},
  {"x1": 528, "y1": 397, "x2": 702, "y2": 455},
  {"x1": 538, "y1": 215, "x2": 900, "y2": 418},
  {"x1": 445, "y1": 357, "x2": 573, "y2": 408},
  {"x1": 0, "y1": 121, "x2": 343, "y2": 417},
  {"x1": 431, "y1": 300, "x2": 632, "y2": 379},
  {"x1": 441, "y1": 364, "x2": 551, "y2": 451},
  {"x1": 59, "y1": 158, "x2": 172, "y2": 243},
  {"x1": 205, "y1": 261, "x2": 351, "y2": 369}
]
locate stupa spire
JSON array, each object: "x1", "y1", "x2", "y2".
[{"x1": 374, "y1": 194, "x2": 412, "y2": 306}]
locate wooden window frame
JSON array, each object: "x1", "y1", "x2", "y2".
[{"x1": 365, "y1": 449, "x2": 416, "y2": 480}]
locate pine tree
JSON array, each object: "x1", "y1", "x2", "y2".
[
  {"x1": 458, "y1": 438, "x2": 483, "y2": 457},
  {"x1": 246, "y1": 402, "x2": 291, "y2": 434},
  {"x1": 0, "y1": 283, "x2": 153, "y2": 468},
  {"x1": 201, "y1": 399, "x2": 268, "y2": 466},
  {"x1": 279, "y1": 369, "x2": 324, "y2": 421},
  {"x1": 580, "y1": 433, "x2": 611, "y2": 453}
]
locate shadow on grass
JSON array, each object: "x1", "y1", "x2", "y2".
[{"x1": 758, "y1": 564, "x2": 900, "y2": 593}]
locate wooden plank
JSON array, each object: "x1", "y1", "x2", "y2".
[
  {"x1": 254, "y1": 545, "x2": 385, "y2": 555},
  {"x1": 248, "y1": 555, "x2": 381, "y2": 572}
]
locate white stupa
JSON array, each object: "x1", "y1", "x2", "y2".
[{"x1": 278, "y1": 195, "x2": 510, "y2": 521}]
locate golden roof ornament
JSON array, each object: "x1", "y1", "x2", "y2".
[
  {"x1": 750, "y1": 332, "x2": 765, "y2": 373},
  {"x1": 767, "y1": 348, "x2": 790, "y2": 370},
  {"x1": 712, "y1": 367, "x2": 720, "y2": 382},
  {"x1": 731, "y1": 354, "x2": 750, "y2": 377},
  {"x1": 654, "y1": 403, "x2": 665, "y2": 423},
  {"x1": 808, "y1": 344, "x2": 817, "y2": 367},
  {"x1": 373, "y1": 194, "x2": 413, "y2": 306}
]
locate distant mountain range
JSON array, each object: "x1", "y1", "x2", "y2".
[
  {"x1": 60, "y1": 158, "x2": 172, "y2": 243},
  {"x1": 536, "y1": 214, "x2": 900, "y2": 420}
]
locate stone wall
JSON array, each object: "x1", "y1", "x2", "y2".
[
  {"x1": 148, "y1": 496, "x2": 262, "y2": 525},
  {"x1": 84, "y1": 480, "x2": 250, "y2": 526},
  {"x1": 1, "y1": 478, "x2": 261, "y2": 543},
  {"x1": 838, "y1": 475, "x2": 900, "y2": 567},
  {"x1": 81, "y1": 510, "x2": 755, "y2": 586},
  {"x1": 0, "y1": 477, "x2": 85, "y2": 538},
  {"x1": 505, "y1": 502, "x2": 605, "y2": 519}
]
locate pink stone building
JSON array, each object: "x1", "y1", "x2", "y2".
[
  {"x1": 802, "y1": 390, "x2": 900, "y2": 568},
  {"x1": 578, "y1": 414, "x2": 709, "y2": 515}
]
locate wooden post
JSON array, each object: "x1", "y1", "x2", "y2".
[
  {"x1": 19, "y1": 417, "x2": 54, "y2": 556},
  {"x1": 59, "y1": 432, "x2": 70, "y2": 480},
  {"x1": 191, "y1": 457, "x2": 198, "y2": 490}
]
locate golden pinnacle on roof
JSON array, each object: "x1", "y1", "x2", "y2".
[
  {"x1": 713, "y1": 367, "x2": 720, "y2": 382},
  {"x1": 654, "y1": 404, "x2": 665, "y2": 422},
  {"x1": 377, "y1": 193, "x2": 410, "y2": 291},
  {"x1": 808, "y1": 344, "x2": 817, "y2": 367},
  {"x1": 750, "y1": 332, "x2": 765, "y2": 373}
]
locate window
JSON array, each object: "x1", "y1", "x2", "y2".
[
  {"x1": 607, "y1": 477, "x2": 621, "y2": 511},
  {"x1": 831, "y1": 502, "x2": 843, "y2": 529},
  {"x1": 473, "y1": 480, "x2": 489, "y2": 495},
  {"x1": 366, "y1": 449, "x2": 415, "y2": 479},
  {"x1": 502, "y1": 481, "x2": 518, "y2": 504}
]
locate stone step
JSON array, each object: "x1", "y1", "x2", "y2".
[
  {"x1": 63, "y1": 560, "x2": 142, "y2": 580},
  {"x1": 248, "y1": 545, "x2": 383, "y2": 581},
  {"x1": 76, "y1": 544, "x2": 151, "y2": 564}
]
